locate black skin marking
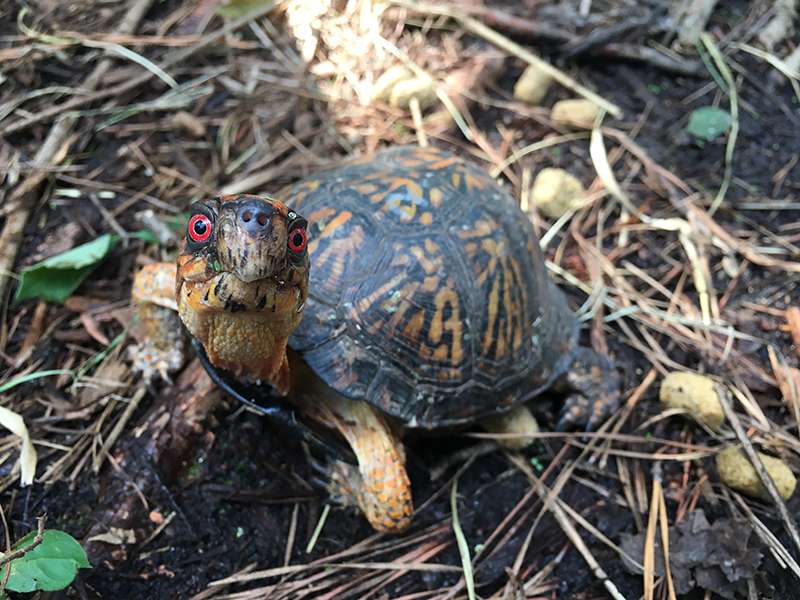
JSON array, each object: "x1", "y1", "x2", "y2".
[
  {"x1": 203, "y1": 290, "x2": 210, "y2": 302},
  {"x1": 271, "y1": 303, "x2": 277, "y2": 313},
  {"x1": 229, "y1": 301, "x2": 247, "y2": 313},
  {"x1": 256, "y1": 296, "x2": 267, "y2": 311},
  {"x1": 214, "y1": 276, "x2": 225, "y2": 298},
  {"x1": 191, "y1": 336, "x2": 357, "y2": 465}
]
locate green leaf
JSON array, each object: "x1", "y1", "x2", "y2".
[
  {"x1": 685, "y1": 107, "x2": 733, "y2": 140},
  {"x1": 13, "y1": 234, "x2": 118, "y2": 304},
  {"x1": 4, "y1": 530, "x2": 90, "y2": 592},
  {"x1": 130, "y1": 229, "x2": 160, "y2": 245},
  {"x1": 163, "y1": 211, "x2": 191, "y2": 231}
]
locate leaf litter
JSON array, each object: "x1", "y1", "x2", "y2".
[{"x1": 0, "y1": 0, "x2": 800, "y2": 598}]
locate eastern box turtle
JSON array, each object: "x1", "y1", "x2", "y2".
[{"x1": 132, "y1": 146, "x2": 619, "y2": 533}]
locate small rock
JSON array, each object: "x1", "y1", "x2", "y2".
[
  {"x1": 293, "y1": 112, "x2": 316, "y2": 134},
  {"x1": 481, "y1": 405, "x2": 539, "y2": 451},
  {"x1": 373, "y1": 66, "x2": 438, "y2": 111},
  {"x1": 173, "y1": 110, "x2": 206, "y2": 137},
  {"x1": 659, "y1": 371, "x2": 724, "y2": 431},
  {"x1": 530, "y1": 167, "x2": 586, "y2": 219},
  {"x1": 389, "y1": 78, "x2": 437, "y2": 111},
  {"x1": 373, "y1": 66, "x2": 414, "y2": 103},
  {"x1": 551, "y1": 99, "x2": 600, "y2": 130},
  {"x1": 513, "y1": 64, "x2": 554, "y2": 106},
  {"x1": 717, "y1": 446, "x2": 796, "y2": 502}
]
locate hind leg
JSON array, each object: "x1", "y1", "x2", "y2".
[{"x1": 555, "y1": 347, "x2": 619, "y2": 431}]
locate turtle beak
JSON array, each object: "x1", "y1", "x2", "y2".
[{"x1": 217, "y1": 197, "x2": 289, "y2": 282}]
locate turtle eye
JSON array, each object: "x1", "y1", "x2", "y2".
[
  {"x1": 188, "y1": 214, "x2": 212, "y2": 243},
  {"x1": 288, "y1": 226, "x2": 307, "y2": 253}
]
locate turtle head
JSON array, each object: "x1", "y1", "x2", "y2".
[
  {"x1": 178, "y1": 194, "x2": 309, "y2": 289},
  {"x1": 175, "y1": 194, "x2": 310, "y2": 388}
]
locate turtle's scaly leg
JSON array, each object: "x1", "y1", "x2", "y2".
[
  {"x1": 130, "y1": 263, "x2": 186, "y2": 383},
  {"x1": 320, "y1": 396, "x2": 413, "y2": 533},
  {"x1": 290, "y1": 357, "x2": 413, "y2": 533}
]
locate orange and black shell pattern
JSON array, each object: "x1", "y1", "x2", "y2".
[{"x1": 287, "y1": 146, "x2": 581, "y2": 428}]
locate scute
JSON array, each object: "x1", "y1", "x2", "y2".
[{"x1": 288, "y1": 146, "x2": 580, "y2": 428}]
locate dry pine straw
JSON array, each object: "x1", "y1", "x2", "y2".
[{"x1": 1, "y1": 0, "x2": 799, "y2": 598}]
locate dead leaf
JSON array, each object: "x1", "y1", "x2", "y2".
[
  {"x1": 87, "y1": 527, "x2": 137, "y2": 545},
  {"x1": 0, "y1": 405, "x2": 37, "y2": 486}
]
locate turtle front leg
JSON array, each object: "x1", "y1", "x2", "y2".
[
  {"x1": 321, "y1": 396, "x2": 413, "y2": 533},
  {"x1": 130, "y1": 262, "x2": 186, "y2": 384},
  {"x1": 555, "y1": 346, "x2": 620, "y2": 431},
  {"x1": 290, "y1": 361, "x2": 413, "y2": 533}
]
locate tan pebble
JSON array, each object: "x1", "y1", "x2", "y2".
[
  {"x1": 717, "y1": 446, "x2": 796, "y2": 501},
  {"x1": 389, "y1": 78, "x2": 438, "y2": 111},
  {"x1": 659, "y1": 371, "x2": 724, "y2": 431},
  {"x1": 513, "y1": 64, "x2": 554, "y2": 106},
  {"x1": 530, "y1": 167, "x2": 586, "y2": 220},
  {"x1": 551, "y1": 99, "x2": 601, "y2": 130},
  {"x1": 293, "y1": 112, "x2": 316, "y2": 134},
  {"x1": 480, "y1": 404, "x2": 539, "y2": 451},
  {"x1": 173, "y1": 111, "x2": 206, "y2": 137},
  {"x1": 372, "y1": 65, "x2": 414, "y2": 103}
]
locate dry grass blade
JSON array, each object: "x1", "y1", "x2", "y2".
[
  {"x1": 643, "y1": 467, "x2": 657, "y2": 600},
  {"x1": 588, "y1": 120, "x2": 715, "y2": 325},
  {"x1": 457, "y1": 16, "x2": 622, "y2": 118},
  {"x1": 654, "y1": 465, "x2": 677, "y2": 600},
  {"x1": 504, "y1": 427, "x2": 629, "y2": 600},
  {"x1": 732, "y1": 494, "x2": 800, "y2": 579},
  {"x1": 767, "y1": 346, "x2": 800, "y2": 435},
  {"x1": 489, "y1": 133, "x2": 588, "y2": 178},
  {"x1": 17, "y1": 7, "x2": 178, "y2": 88},
  {"x1": 305, "y1": 503, "x2": 330, "y2": 554},
  {"x1": 699, "y1": 33, "x2": 738, "y2": 216},
  {"x1": 92, "y1": 386, "x2": 146, "y2": 472},
  {"x1": 536, "y1": 480, "x2": 627, "y2": 600},
  {"x1": 732, "y1": 42, "x2": 800, "y2": 100},
  {"x1": 450, "y1": 474, "x2": 476, "y2": 600}
]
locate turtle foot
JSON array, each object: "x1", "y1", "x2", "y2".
[{"x1": 555, "y1": 346, "x2": 619, "y2": 431}]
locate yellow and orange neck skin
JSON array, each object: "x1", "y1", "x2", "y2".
[{"x1": 175, "y1": 194, "x2": 309, "y2": 395}]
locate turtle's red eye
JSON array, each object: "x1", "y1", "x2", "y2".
[
  {"x1": 188, "y1": 214, "x2": 212, "y2": 243},
  {"x1": 288, "y1": 227, "x2": 307, "y2": 253}
]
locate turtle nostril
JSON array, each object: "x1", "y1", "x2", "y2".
[
  {"x1": 257, "y1": 213, "x2": 268, "y2": 226},
  {"x1": 241, "y1": 210, "x2": 252, "y2": 223}
]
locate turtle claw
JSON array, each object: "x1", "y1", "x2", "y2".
[
  {"x1": 555, "y1": 391, "x2": 614, "y2": 431},
  {"x1": 130, "y1": 339, "x2": 184, "y2": 386}
]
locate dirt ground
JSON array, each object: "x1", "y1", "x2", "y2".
[{"x1": 2, "y1": 0, "x2": 800, "y2": 598}]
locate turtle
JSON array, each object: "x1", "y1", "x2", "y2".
[{"x1": 132, "y1": 146, "x2": 619, "y2": 533}]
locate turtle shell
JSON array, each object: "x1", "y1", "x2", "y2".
[{"x1": 287, "y1": 146, "x2": 579, "y2": 428}]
